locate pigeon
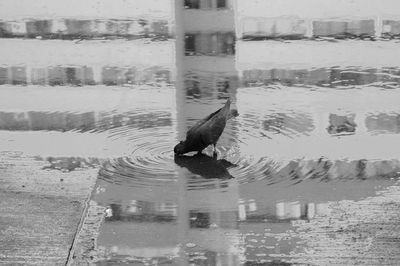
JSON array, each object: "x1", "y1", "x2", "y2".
[{"x1": 174, "y1": 98, "x2": 238, "y2": 156}]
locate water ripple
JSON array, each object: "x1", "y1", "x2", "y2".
[
  {"x1": 98, "y1": 123, "x2": 287, "y2": 190},
  {"x1": 99, "y1": 128, "x2": 177, "y2": 187}
]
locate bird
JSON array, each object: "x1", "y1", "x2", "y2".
[
  {"x1": 174, "y1": 98, "x2": 238, "y2": 156},
  {"x1": 174, "y1": 153, "x2": 237, "y2": 179}
]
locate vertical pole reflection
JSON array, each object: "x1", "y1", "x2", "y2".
[
  {"x1": 174, "y1": 0, "x2": 187, "y2": 141},
  {"x1": 174, "y1": 0, "x2": 189, "y2": 265}
]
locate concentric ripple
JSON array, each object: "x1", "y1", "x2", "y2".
[
  {"x1": 97, "y1": 84, "x2": 400, "y2": 192},
  {"x1": 98, "y1": 121, "x2": 285, "y2": 191},
  {"x1": 99, "y1": 126, "x2": 178, "y2": 187}
]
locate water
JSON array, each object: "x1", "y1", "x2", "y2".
[
  {"x1": 1, "y1": 2, "x2": 400, "y2": 265},
  {"x1": 89, "y1": 72, "x2": 400, "y2": 265},
  {"x1": 2, "y1": 44, "x2": 400, "y2": 264}
]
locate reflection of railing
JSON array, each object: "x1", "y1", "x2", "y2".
[
  {"x1": 0, "y1": 111, "x2": 172, "y2": 132},
  {"x1": 184, "y1": 72, "x2": 238, "y2": 99},
  {"x1": 185, "y1": 32, "x2": 235, "y2": 56},
  {"x1": 236, "y1": 0, "x2": 400, "y2": 40},
  {"x1": 106, "y1": 201, "x2": 177, "y2": 222},
  {"x1": 241, "y1": 68, "x2": 400, "y2": 88},
  {"x1": 0, "y1": 65, "x2": 172, "y2": 86},
  {"x1": 0, "y1": 19, "x2": 171, "y2": 39},
  {"x1": 240, "y1": 18, "x2": 381, "y2": 40},
  {"x1": 101, "y1": 151, "x2": 400, "y2": 222},
  {"x1": 184, "y1": 0, "x2": 229, "y2": 10},
  {"x1": 104, "y1": 198, "x2": 332, "y2": 226}
]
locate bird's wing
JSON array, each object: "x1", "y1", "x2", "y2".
[
  {"x1": 186, "y1": 107, "x2": 222, "y2": 139},
  {"x1": 186, "y1": 99, "x2": 231, "y2": 138}
]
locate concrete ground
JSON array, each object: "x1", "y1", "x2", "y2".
[{"x1": 0, "y1": 152, "x2": 98, "y2": 265}]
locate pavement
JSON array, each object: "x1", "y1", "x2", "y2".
[{"x1": 0, "y1": 152, "x2": 99, "y2": 265}]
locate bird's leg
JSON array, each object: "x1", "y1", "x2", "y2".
[{"x1": 213, "y1": 144, "x2": 217, "y2": 158}]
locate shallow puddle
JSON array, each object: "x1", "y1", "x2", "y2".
[{"x1": 1, "y1": 3, "x2": 400, "y2": 265}]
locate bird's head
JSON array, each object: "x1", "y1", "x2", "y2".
[{"x1": 174, "y1": 141, "x2": 186, "y2": 155}]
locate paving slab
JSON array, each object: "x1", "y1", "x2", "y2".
[{"x1": 0, "y1": 152, "x2": 98, "y2": 265}]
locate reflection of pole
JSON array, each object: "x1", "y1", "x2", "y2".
[
  {"x1": 174, "y1": 0, "x2": 186, "y2": 141},
  {"x1": 306, "y1": 203, "x2": 315, "y2": 219},
  {"x1": 354, "y1": 111, "x2": 367, "y2": 135},
  {"x1": 174, "y1": 1, "x2": 189, "y2": 265},
  {"x1": 374, "y1": 15, "x2": 382, "y2": 38},
  {"x1": 276, "y1": 201, "x2": 285, "y2": 219},
  {"x1": 238, "y1": 199, "x2": 246, "y2": 221},
  {"x1": 305, "y1": 19, "x2": 313, "y2": 38},
  {"x1": 92, "y1": 65, "x2": 101, "y2": 85},
  {"x1": 26, "y1": 66, "x2": 32, "y2": 85}
]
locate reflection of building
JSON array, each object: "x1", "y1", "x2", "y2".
[
  {"x1": 180, "y1": 0, "x2": 238, "y2": 101},
  {"x1": 174, "y1": 0, "x2": 240, "y2": 155},
  {"x1": 241, "y1": 67, "x2": 394, "y2": 88},
  {"x1": 2, "y1": 0, "x2": 400, "y2": 40},
  {"x1": 327, "y1": 113, "x2": 357, "y2": 135},
  {"x1": 4, "y1": 65, "x2": 398, "y2": 88},
  {"x1": 0, "y1": 18, "x2": 171, "y2": 39},
  {"x1": 94, "y1": 155, "x2": 400, "y2": 263},
  {"x1": 263, "y1": 112, "x2": 315, "y2": 136},
  {"x1": 0, "y1": 65, "x2": 172, "y2": 86},
  {"x1": 0, "y1": 0, "x2": 173, "y2": 40},
  {"x1": 235, "y1": 0, "x2": 400, "y2": 39},
  {"x1": 0, "y1": 111, "x2": 172, "y2": 132},
  {"x1": 366, "y1": 113, "x2": 400, "y2": 134}
]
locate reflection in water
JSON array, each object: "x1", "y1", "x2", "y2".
[
  {"x1": 106, "y1": 201, "x2": 177, "y2": 222},
  {"x1": 0, "y1": 18, "x2": 171, "y2": 40},
  {"x1": 10, "y1": 66, "x2": 27, "y2": 85},
  {"x1": 366, "y1": 112, "x2": 400, "y2": 134},
  {"x1": 327, "y1": 113, "x2": 357, "y2": 135},
  {"x1": 0, "y1": 110, "x2": 171, "y2": 132},
  {"x1": 0, "y1": 65, "x2": 171, "y2": 86},
  {"x1": 313, "y1": 20, "x2": 375, "y2": 39},
  {"x1": 263, "y1": 112, "x2": 315, "y2": 137},
  {"x1": 383, "y1": 20, "x2": 400, "y2": 39},
  {"x1": 41, "y1": 156, "x2": 101, "y2": 172},
  {"x1": 175, "y1": 153, "x2": 236, "y2": 179},
  {"x1": 3, "y1": 1, "x2": 400, "y2": 265},
  {"x1": 185, "y1": 32, "x2": 235, "y2": 56},
  {"x1": 242, "y1": 67, "x2": 400, "y2": 88},
  {"x1": 90, "y1": 78, "x2": 400, "y2": 264},
  {"x1": 184, "y1": 0, "x2": 229, "y2": 10},
  {"x1": 185, "y1": 71, "x2": 239, "y2": 99},
  {"x1": 241, "y1": 17, "x2": 308, "y2": 40},
  {"x1": 2, "y1": 65, "x2": 400, "y2": 265}
]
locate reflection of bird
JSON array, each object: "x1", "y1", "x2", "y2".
[
  {"x1": 174, "y1": 98, "x2": 238, "y2": 156},
  {"x1": 174, "y1": 153, "x2": 236, "y2": 179}
]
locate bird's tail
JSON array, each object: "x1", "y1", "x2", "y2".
[
  {"x1": 228, "y1": 109, "x2": 239, "y2": 119},
  {"x1": 220, "y1": 98, "x2": 231, "y2": 118}
]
